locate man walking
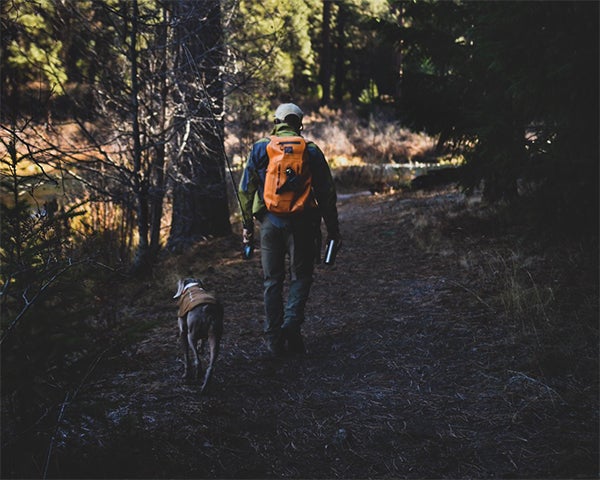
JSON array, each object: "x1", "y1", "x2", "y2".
[{"x1": 239, "y1": 103, "x2": 341, "y2": 357}]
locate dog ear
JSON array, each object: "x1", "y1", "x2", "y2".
[
  {"x1": 184, "y1": 277, "x2": 203, "y2": 289},
  {"x1": 173, "y1": 279, "x2": 185, "y2": 299}
]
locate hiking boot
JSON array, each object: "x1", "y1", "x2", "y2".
[
  {"x1": 264, "y1": 337, "x2": 286, "y2": 359},
  {"x1": 285, "y1": 329, "x2": 306, "y2": 355}
]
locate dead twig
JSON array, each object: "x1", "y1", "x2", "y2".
[{"x1": 448, "y1": 279, "x2": 496, "y2": 313}]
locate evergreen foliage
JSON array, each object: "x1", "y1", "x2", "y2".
[{"x1": 398, "y1": 0, "x2": 598, "y2": 232}]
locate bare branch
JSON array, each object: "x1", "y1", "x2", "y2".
[{"x1": 0, "y1": 259, "x2": 84, "y2": 345}]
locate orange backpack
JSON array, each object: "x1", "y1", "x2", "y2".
[{"x1": 264, "y1": 136, "x2": 313, "y2": 214}]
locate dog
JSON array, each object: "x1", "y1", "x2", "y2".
[{"x1": 173, "y1": 278, "x2": 223, "y2": 394}]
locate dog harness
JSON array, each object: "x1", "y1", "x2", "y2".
[{"x1": 177, "y1": 285, "x2": 218, "y2": 318}]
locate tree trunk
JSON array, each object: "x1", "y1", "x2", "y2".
[
  {"x1": 319, "y1": 0, "x2": 332, "y2": 106},
  {"x1": 394, "y1": 2, "x2": 405, "y2": 102},
  {"x1": 167, "y1": 0, "x2": 230, "y2": 252},
  {"x1": 333, "y1": 2, "x2": 346, "y2": 105},
  {"x1": 149, "y1": 3, "x2": 171, "y2": 256},
  {"x1": 129, "y1": 0, "x2": 153, "y2": 271}
]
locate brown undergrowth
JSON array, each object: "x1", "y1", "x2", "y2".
[{"x1": 10, "y1": 188, "x2": 599, "y2": 479}]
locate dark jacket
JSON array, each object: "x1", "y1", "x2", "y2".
[{"x1": 238, "y1": 123, "x2": 340, "y2": 237}]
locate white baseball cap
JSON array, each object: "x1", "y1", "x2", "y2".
[{"x1": 274, "y1": 103, "x2": 304, "y2": 122}]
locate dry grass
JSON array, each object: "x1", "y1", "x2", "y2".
[
  {"x1": 304, "y1": 106, "x2": 437, "y2": 164},
  {"x1": 225, "y1": 106, "x2": 439, "y2": 167}
]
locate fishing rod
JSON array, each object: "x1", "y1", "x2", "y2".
[{"x1": 222, "y1": 148, "x2": 254, "y2": 259}]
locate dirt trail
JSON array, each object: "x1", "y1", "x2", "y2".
[{"x1": 52, "y1": 190, "x2": 597, "y2": 479}]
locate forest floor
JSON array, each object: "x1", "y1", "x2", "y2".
[{"x1": 45, "y1": 187, "x2": 598, "y2": 479}]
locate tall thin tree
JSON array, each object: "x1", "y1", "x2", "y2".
[
  {"x1": 319, "y1": 0, "x2": 332, "y2": 106},
  {"x1": 168, "y1": 0, "x2": 230, "y2": 251}
]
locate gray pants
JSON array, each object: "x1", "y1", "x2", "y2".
[{"x1": 260, "y1": 214, "x2": 316, "y2": 347}]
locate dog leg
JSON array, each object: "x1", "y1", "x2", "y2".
[
  {"x1": 200, "y1": 335, "x2": 220, "y2": 394},
  {"x1": 187, "y1": 330, "x2": 201, "y2": 382},
  {"x1": 178, "y1": 317, "x2": 191, "y2": 379}
]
